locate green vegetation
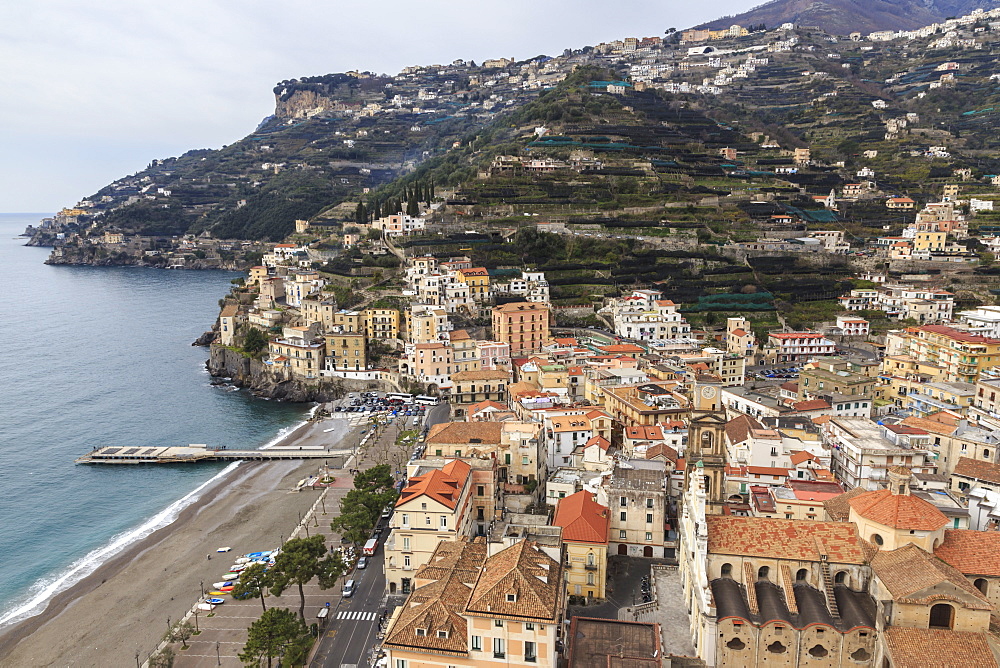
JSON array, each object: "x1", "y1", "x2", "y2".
[
  {"x1": 266, "y1": 535, "x2": 347, "y2": 622},
  {"x1": 330, "y1": 464, "x2": 398, "y2": 547},
  {"x1": 239, "y1": 607, "x2": 310, "y2": 668}
]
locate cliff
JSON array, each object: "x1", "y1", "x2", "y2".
[{"x1": 207, "y1": 344, "x2": 382, "y2": 402}]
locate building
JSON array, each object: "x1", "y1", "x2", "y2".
[
  {"x1": 267, "y1": 326, "x2": 324, "y2": 380},
  {"x1": 456, "y1": 267, "x2": 491, "y2": 302},
  {"x1": 836, "y1": 316, "x2": 869, "y2": 338},
  {"x1": 218, "y1": 302, "x2": 240, "y2": 347},
  {"x1": 450, "y1": 370, "x2": 511, "y2": 414},
  {"x1": 323, "y1": 329, "x2": 366, "y2": 373},
  {"x1": 385, "y1": 459, "x2": 475, "y2": 595},
  {"x1": 605, "y1": 460, "x2": 667, "y2": 558},
  {"x1": 363, "y1": 306, "x2": 401, "y2": 340},
  {"x1": 825, "y1": 418, "x2": 936, "y2": 490},
  {"x1": 553, "y1": 491, "x2": 609, "y2": 599},
  {"x1": 768, "y1": 332, "x2": 836, "y2": 362},
  {"x1": 902, "y1": 325, "x2": 1000, "y2": 383},
  {"x1": 492, "y1": 302, "x2": 551, "y2": 357},
  {"x1": 383, "y1": 538, "x2": 564, "y2": 668}
]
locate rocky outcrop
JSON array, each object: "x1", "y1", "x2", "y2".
[
  {"x1": 207, "y1": 344, "x2": 385, "y2": 402},
  {"x1": 44, "y1": 246, "x2": 248, "y2": 271},
  {"x1": 275, "y1": 90, "x2": 338, "y2": 120},
  {"x1": 192, "y1": 330, "x2": 217, "y2": 346}
]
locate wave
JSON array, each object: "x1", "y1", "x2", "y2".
[
  {"x1": 258, "y1": 402, "x2": 318, "y2": 450},
  {"x1": 0, "y1": 461, "x2": 242, "y2": 629}
]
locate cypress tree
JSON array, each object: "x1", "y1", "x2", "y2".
[{"x1": 355, "y1": 201, "x2": 367, "y2": 226}]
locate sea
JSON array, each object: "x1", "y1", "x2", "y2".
[{"x1": 0, "y1": 213, "x2": 308, "y2": 628}]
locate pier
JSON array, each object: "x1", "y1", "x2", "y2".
[{"x1": 75, "y1": 444, "x2": 352, "y2": 465}]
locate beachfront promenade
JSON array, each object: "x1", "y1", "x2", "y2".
[{"x1": 76, "y1": 444, "x2": 352, "y2": 464}]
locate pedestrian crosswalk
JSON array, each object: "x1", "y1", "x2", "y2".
[{"x1": 337, "y1": 610, "x2": 378, "y2": 621}]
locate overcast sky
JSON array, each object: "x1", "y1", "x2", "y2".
[{"x1": 0, "y1": 1, "x2": 755, "y2": 212}]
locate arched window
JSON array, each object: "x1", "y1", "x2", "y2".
[
  {"x1": 975, "y1": 578, "x2": 988, "y2": 596},
  {"x1": 702, "y1": 431, "x2": 714, "y2": 451},
  {"x1": 985, "y1": 449, "x2": 991, "y2": 460},
  {"x1": 851, "y1": 647, "x2": 871, "y2": 661},
  {"x1": 758, "y1": 566, "x2": 770, "y2": 582},
  {"x1": 796, "y1": 569, "x2": 808, "y2": 583},
  {"x1": 835, "y1": 571, "x2": 848, "y2": 585},
  {"x1": 721, "y1": 563, "x2": 733, "y2": 578},
  {"x1": 871, "y1": 533, "x2": 884, "y2": 546},
  {"x1": 766, "y1": 641, "x2": 787, "y2": 654},
  {"x1": 587, "y1": 552, "x2": 595, "y2": 566},
  {"x1": 929, "y1": 603, "x2": 954, "y2": 629},
  {"x1": 726, "y1": 638, "x2": 746, "y2": 650},
  {"x1": 808, "y1": 644, "x2": 829, "y2": 658}
]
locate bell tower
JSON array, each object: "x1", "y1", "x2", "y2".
[{"x1": 686, "y1": 374, "x2": 728, "y2": 514}]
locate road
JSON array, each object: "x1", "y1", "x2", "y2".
[
  {"x1": 308, "y1": 398, "x2": 450, "y2": 668},
  {"x1": 313, "y1": 539, "x2": 394, "y2": 668}
]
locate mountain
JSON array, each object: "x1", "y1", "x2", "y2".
[{"x1": 697, "y1": 0, "x2": 997, "y2": 34}]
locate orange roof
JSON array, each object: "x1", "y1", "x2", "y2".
[
  {"x1": 449, "y1": 329, "x2": 471, "y2": 341},
  {"x1": 769, "y1": 332, "x2": 829, "y2": 340},
  {"x1": 397, "y1": 461, "x2": 471, "y2": 510},
  {"x1": 793, "y1": 399, "x2": 831, "y2": 411},
  {"x1": 747, "y1": 466, "x2": 789, "y2": 477},
  {"x1": 585, "y1": 435, "x2": 610, "y2": 451},
  {"x1": 468, "y1": 400, "x2": 507, "y2": 415},
  {"x1": 917, "y1": 324, "x2": 1000, "y2": 345},
  {"x1": 789, "y1": 450, "x2": 819, "y2": 466},
  {"x1": 730, "y1": 328, "x2": 748, "y2": 337},
  {"x1": 848, "y1": 489, "x2": 948, "y2": 531},
  {"x1": 553, "y1": 491, "x2": 609, "y2": 544},
  {"x1": 885, "y1": 628, "x2": 999, "y2": 668},
  {"x1": 935, "y1": 529, "x2": 1000, "y2": 577},
  {"x1": 707, "y1": 516, "x2": 867, "y2": 564},
  {"x1": 952, "y1": 457, "x2": 1000, "y2": 484},
  {"x1": 599, "y1": 344, "x2": 644, "y2": 354},
  {"x1": 553, "y1": 337, "x2": 577, "y2": 346},
  {"x1": 625, "y1": 425, "x2": 666, "y2": 441}
]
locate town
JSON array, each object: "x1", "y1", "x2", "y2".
[{"x1": 29, "y1": 4, "x2": 1000, "y2": 667}]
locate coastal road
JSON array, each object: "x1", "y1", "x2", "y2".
[{"x1": 311, "y1": 540, "x2": 395, "y2": 668}]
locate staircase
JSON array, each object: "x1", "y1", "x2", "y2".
[{"x1": 820, "y1": 561, "x2": 841, "y2": 618}]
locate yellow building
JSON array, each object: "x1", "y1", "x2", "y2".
[
  {"x1": 903, "y1": 325, "x2": 1000, "y2": 383},
  {"x1": 847, "y1": 467, "x2": 948, "y2": 551},
  {"x1": 267, "y1": 328, "x2": 324, "y2": 380},
  {"x1": 248, "y1": 265, "x2": 269, "y2": 286},
  {"x1": 323, "y1": 330, "x2": 366, "y2": 372},
  {"x1": 332, "y1": 309, "x2": 363, "y2": 333},
  {"x1": 449, "y1": 370, "x2": 511, "y2": 414},
  {"x1": 456, "y1": 267, "x2": 491, "y2": 302},
  {"x1": 385, "y1": 459, "x2": 475, "y2": 596},
  {"x1": 363, "y1": 306, "x2": 400, "y2": 340},
  {"x1": 449, "y1": 329, "x2": 478, "y2": 373},
  {"x1": 300, "y1": 298, "x2": 338, "y2": 330},
  {"x1": 914, "y1": 231, "x2": 946, "y2": 252},
  {"x1": 601, "y1": 382, "x2": 689, "y2": 426},
  {"x1": 383, "y1": 538, "x2": 564, "y2": 668},
  {"x1": 553, "y1": 491, "x2": 609, "y2": 599}
]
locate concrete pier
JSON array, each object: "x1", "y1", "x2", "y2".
[{"x1": 75, "y1": 443, "x2": 352, "y2": 464}]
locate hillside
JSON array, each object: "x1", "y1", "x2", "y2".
[{"x1": 697, "y1": 0, "x2": 997, "y2": 33}]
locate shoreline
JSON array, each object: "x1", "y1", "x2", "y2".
[{"x1": 0, "y1": 408, "x2": 350, "y2": 667}]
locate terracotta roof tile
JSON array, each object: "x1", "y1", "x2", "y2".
[
  {"x1": 848, "y1": 489, "x2": 948, "y2": 531},
  {"x1": 885, "y1": 628, "x2": 999, "y2": 668},
  {"x1": 935, "y1": 529, "x2": 1000, "y2": 577},
  {"x1": 706, "y1": 516, "x2": 867, "y2": 564},
  {"x1": 396, "y1": 460, "x2": 471, "y2": 510},
  {"x1": 554, "y1": 491, "x2": 609, "y2": 544},
  {"x1": 724, "y1": 414, "x2": 763, "y2": 445},
  {"x1": 952, "y1": 457, "x2": 1000, "y2": 484},
  {"x1": 426, "y1": 421, "x2": 503, "y2": 445},
  {"x1": 824, "y1": 488, "x2": 867, "y2": 522},
  {"x1": 466, "y1": 541, "x2": 562, "y2": 621},
  {"x1": 872, "y1": 543, "x2": 991, "y2": 608},
  {"x1": 585, "y1": 435, "x2": 610, "y2": 451}
]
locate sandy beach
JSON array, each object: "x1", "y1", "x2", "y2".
[{"x1": 0, "y1": 414, "x2": 356, "y2": 668}]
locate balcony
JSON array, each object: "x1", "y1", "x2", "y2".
[{"x1": 584, "y1": 563, "x2": 599, "y2": 571}]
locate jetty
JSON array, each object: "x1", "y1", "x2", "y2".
[{"x1": 75, "y1": 444, "x2": 352, "y2": 465}]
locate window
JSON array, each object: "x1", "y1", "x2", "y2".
[
  {"x1": 437, "y1": 630, "x2": 448, "y2": 639},
  {"x1": 471, "y1": 635, "x2": 482, "y2": 651},
  {"x1": 645, "y1": 532, "x2": 653, "y2": 541},
  {"x1": 587, "y1": 572, "x2": 595, "y2": 585},
  {"x1": 506, "y1": 593, "x2": 517, "y2": 602},
  {"x1": 421, "y1": 502, "x2": 427, "y2": 510},
  {"x1": 619, "y1": 530, "x2": 626, "y2": 539},
  {"x1": 646, "y1": 513, "x2": 653, "y2": 524},
  {"x1": 493, "y1": 637, "x2": 505, "y2": 659},
  {"x1": 494, "y1": 619, "x2": 504, "y2": 628},
  {"x1": 416, "y1": 628, "x2": 426, "y2": 637},
  {"x1": 646, "y1": 498, "x2": 653, "y2": 508},
  {"x1": 620, "y1": 511, "x2": 627, "y2": 522},
  {"x1": 440, "y1": 516, "x2": 447, "y2": 528},
  {"x1": 477, "y1": 485, "x2": 485, "y2": 496},
  {"x1": 525, "y1": 640, "x2": 537, "y2": 662},
  {"x1": 396, "y1": 661, "x2": 407, "y2": 668},
  {"x1": 402, "y1": 537, "x2": 410, "y2": 551},
  {"x1": 620, "y1": 496, "x2": 627, "y2": 507},
  {"x1": 404, "y1": 555, "x2": 410, "y2": 568},
  {"x1": 522, "y1": 456, "x2": 529, "y2": 465},
  {"x1": 402, "y1": 514, "x2": 409, "y2": 527},
  {"x1": 525, "y1": 622, "x2": 534, "y2": 631}
]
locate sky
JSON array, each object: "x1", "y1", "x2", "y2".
[{"x1": 0, "y1": 0, "x2": 756, "y2": 212}]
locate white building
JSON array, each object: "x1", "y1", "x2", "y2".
[{"x1": 602, "y1": 289, "x2": 691, "y2": 342}]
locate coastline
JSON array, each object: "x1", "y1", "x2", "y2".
[{"x1": 0, "y1": 411, "x2": 350, "y2": 667}]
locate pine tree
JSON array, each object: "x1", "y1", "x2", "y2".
[{"x1": 354, "y1": 201, "x2": 367, "y2": 226}]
